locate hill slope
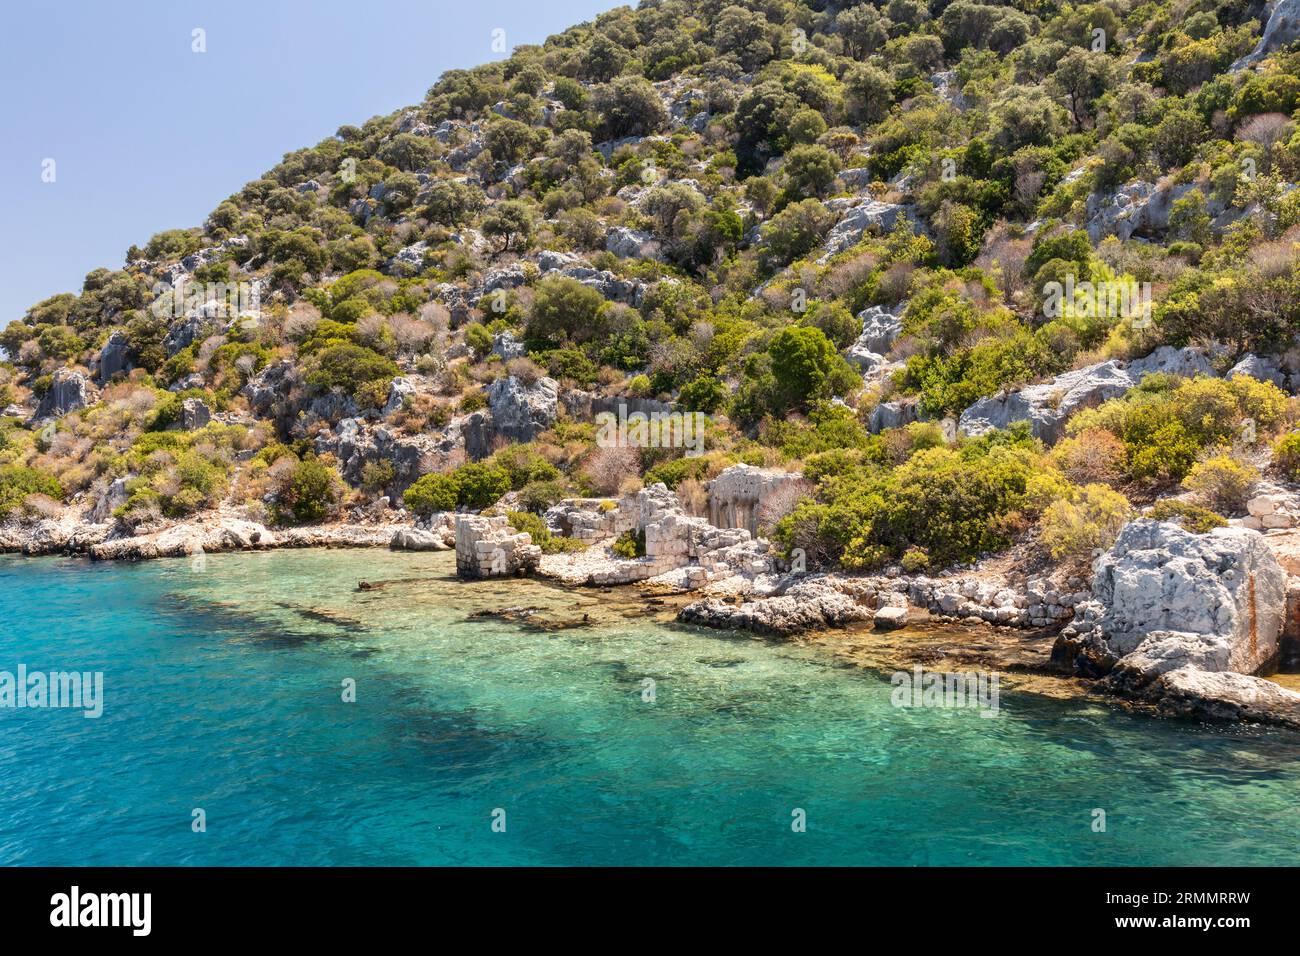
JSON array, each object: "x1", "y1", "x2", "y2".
[{"x1": 2, "y1": 0, "x2": 1300, "y2": 574}]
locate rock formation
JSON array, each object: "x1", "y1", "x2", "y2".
[
  {"x1": 958, "y1": 346, "x2": 1214, "y2": 443},
  {"x1": 1054, "y1": 519, "x2": 1300, "y2": 726},
  {"x1": 35, "y1": 370, "x2": 91, "y2": 420},
  {"x1": 706, "y1": 463, "x2": 808, "y2": 536}
]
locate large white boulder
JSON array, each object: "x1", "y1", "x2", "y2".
[{"x1": 1057, "y1": 519, "x2": 1287, "y2": 678}]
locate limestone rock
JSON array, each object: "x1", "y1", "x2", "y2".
[
  {"x1": 679, "y1": 578, "x2": 872, "y2": 636},
  {"x1": 390, "y1": 527, "x2": 451, "y2": 551},
  {"x1": 96, "y1": 331, "x2": 131, "y2": 384},
  {"x1": 605, "y1": 226, "x2": 664, "y2": 262},
  {"x1": 868, "y1": 398, "x2": 920, "y2": 433},
  {"x1": 819, "y1": 199, "x2": 918, "y2": 259},
  {"x1": 36, "y1": 370, "x2": 91, "y2": 419},
  {"x1": 958, "y1": 346, "x2": 1214, "y2": 444},
  {"x1": 1232, "y1": 0, "x2": 1300, "y2": 69},
  {"x1": 958, "y1": 359, "x2": 1132, "y2": 444},
  {"x1": 874, "y1": 605, "x2": 909, "y2": 629},
  {"x1": 179, "y1": 398, "x2": 211, "y2": 431},
  {"x1": 487, "y1": 375, "x2": 558, "y2": 442},
  {"x1": 491, "y1": 330, "x2": 526, "y2": 361},
  {"x1": 383, "y1": 377, "x2": 417, "y2": 417},
  {"x1": 1054, "y1": 519, "x2": 1286, "y2": 679}
]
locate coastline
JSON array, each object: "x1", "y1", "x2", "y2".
[{"x1": 7, "y1": 505, "x2": 1300, "y2": 732}]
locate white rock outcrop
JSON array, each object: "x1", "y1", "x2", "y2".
[
  {"x1": 958, "y1": 346, "x2": 1214, "y2": 444},
  {"x1": 487, "y1": 375, "x2": 558, "y2": 443},
  {"x1": 1232, "y1": 0, "x2": 1300, "y2": 69},
  {"x1": 1054, "y1": 520, "x2": 1300, "y2": 725},
  {"x1": 35, "y1": 370, "x2": 92, "y2": 419},
  {"x1": 706, "y1": 464, "x2": 808, "y2": 536},
  {"x1": 818, "y1": 198, "x2": 918, "y2": 260}
]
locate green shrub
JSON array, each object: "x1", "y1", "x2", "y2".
[
  {"x1": 404, "y1": 472, "x2": 459, "y2": 516},
  {"x1": 0, "y1": 466, "x2": 63, "y2": 516},
  {"x1": 1274, "y1": 431, "x2": 1300, "y2": 480},
  {"x1": 278, "y1": 457, "x2": 342, "y2": 524},
  {"x1": 900, "y1": 546, "x2": 929, "y2": 572},
  {"x1": 465, "y1": 323, "x2": 493, "y2": 358},
  {"x1": 506, "y1": 510, "x2": 586, "y2": 554},
  {"x1": 490, "y1": 444, "x2": 559, "y2": 489},
  {"x1": 1038, "y1": 483, "x2": 1133, "y2": 560},
  {"x1": 452, "y1": 462, "x2": 511, "y2": 510},
  {"x1": 360, "y1": 460, "x2": 395, "y2": 492},
  {"x1": 1147, "y1": 499, "x2": 1227, "y2": 533},
  {"x1": 612, "y1": 528, "x2": 646, "y2": 559},
  {"x1": 1182, "y1": 455, "x2": 1258, "y2": 514},
  {"x1": 305, "y1": 344, "x2": 398, "y2": 404},
  {"x1": 678, "y1": 374, "x2": 726, "y2": 414},
  {"x1": 772, "y1": 434, "x2": 1043, "y2": 570},
  {"x1": 518, "y1": 479, "x2": 567, "y2": 513}
]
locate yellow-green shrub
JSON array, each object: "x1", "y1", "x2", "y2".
[{"x1": 1039, "y1": 483, "x2": 1133, "y2": 560}]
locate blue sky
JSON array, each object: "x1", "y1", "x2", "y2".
[{"x1": 0, "y1": 0, "x2": 619, "y2": 323}]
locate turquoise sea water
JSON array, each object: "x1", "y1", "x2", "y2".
[{"x1": 0, "y1": 549, "x2": 1297, "y2": 866}]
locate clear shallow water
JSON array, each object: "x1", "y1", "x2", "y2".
[{"x1": 0, "y1": 549, "x2": 1297, "y2": 866}]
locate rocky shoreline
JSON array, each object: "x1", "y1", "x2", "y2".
[{"x1": 6, "y1": 479, "x2": 1300, "y2": 732}]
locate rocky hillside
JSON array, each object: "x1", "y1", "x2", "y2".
[{"x1": 2, "y1": 0, "x2": 1300, "y2": 578}]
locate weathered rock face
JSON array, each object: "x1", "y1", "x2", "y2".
[
  {"x1": 1055, "y1": 520, "x2": 1287, "y2": 679},
  {"x1": 846, "y1": 305, "x2": 904, "y2": 377},
  {"x1": 454, "y1": 514, "x2": 541, "y2": 578},
  {"x1": 1241, "y1": 484, "x2": 1300, "y2": 531},
  {"x1": 179, "y1": 398, "x2": 211, "y2": 431},
  {"x1": 562, "y1": 390, "x2": 674, "y2": 422},
  {"x1": 1233, "y1": 0, "x2": 1300, "y2": 68},
  {"x1": 89, "y1": 517, "x2": 277, "y2": 561},
  {"x1": 1144, "y1": 668, "x2": 1300, "y2": 727},
  {"x1": 36, "y1": 370, "x2": 91, "y2": 419},
  {"x1": 867, "y1": 398, "x2": 920, "y2": 433},
  {"x1": 390, "y1": 515, "x2": 455, "y2": 551},
  {"x1": 958, "y1": 346, "x2": 1214, "y2": 444},
  {"x1": 1085, "y1": 180, "x2": 1224, "y2": 242},
  {"x1": 959, "y1": 359, "x2": 1132, "y2": 443},
  {"x1": 605, "y1": 226, "x2": 664, "y2": 261},
  {"x1": 243, "y1": 360, "x2": 301, "y2": 424},
  {"x1": 555, "y1": 266, "x2": 646, "y2": 306},
  {"x1": 819, "y1": 198, "x2": 919, "y2": 260},
  {"x1": 679, "y1": 578, "x2": 873, "y2": 635},
  {"x1": 96, "y1": 331, "x2": 131, "y2": 384},
  {"x1": 162, "y1": 313, "x2": 218, "y2": 357},
  {"x1": 1228, "y1": 353, "x2": 1288, "y2": 388},
  {"x1": 491, "y1": 330, "x2": 526, "y2": 361},
  {"x1": 89, "y1": 477, "x2": 130, "y2": 524},
  {"x1": 386, "y1": 241, "x2": 429, "y2": 275},
  {"x1": 487, "y1": 375, "x2": 558, "y2": 443},
  {"x1": 382, "y1": 377, "x2": 417, "y2": 416},
  {"x1": 321, "y1": 417, "x2": 458, "y2": 491},
  {"x1": 855, "y1": 305, "x2": 903, "y2": 355},
  {"x1": 706, "y1": 464, "x2": 808, "y2": 536}
]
